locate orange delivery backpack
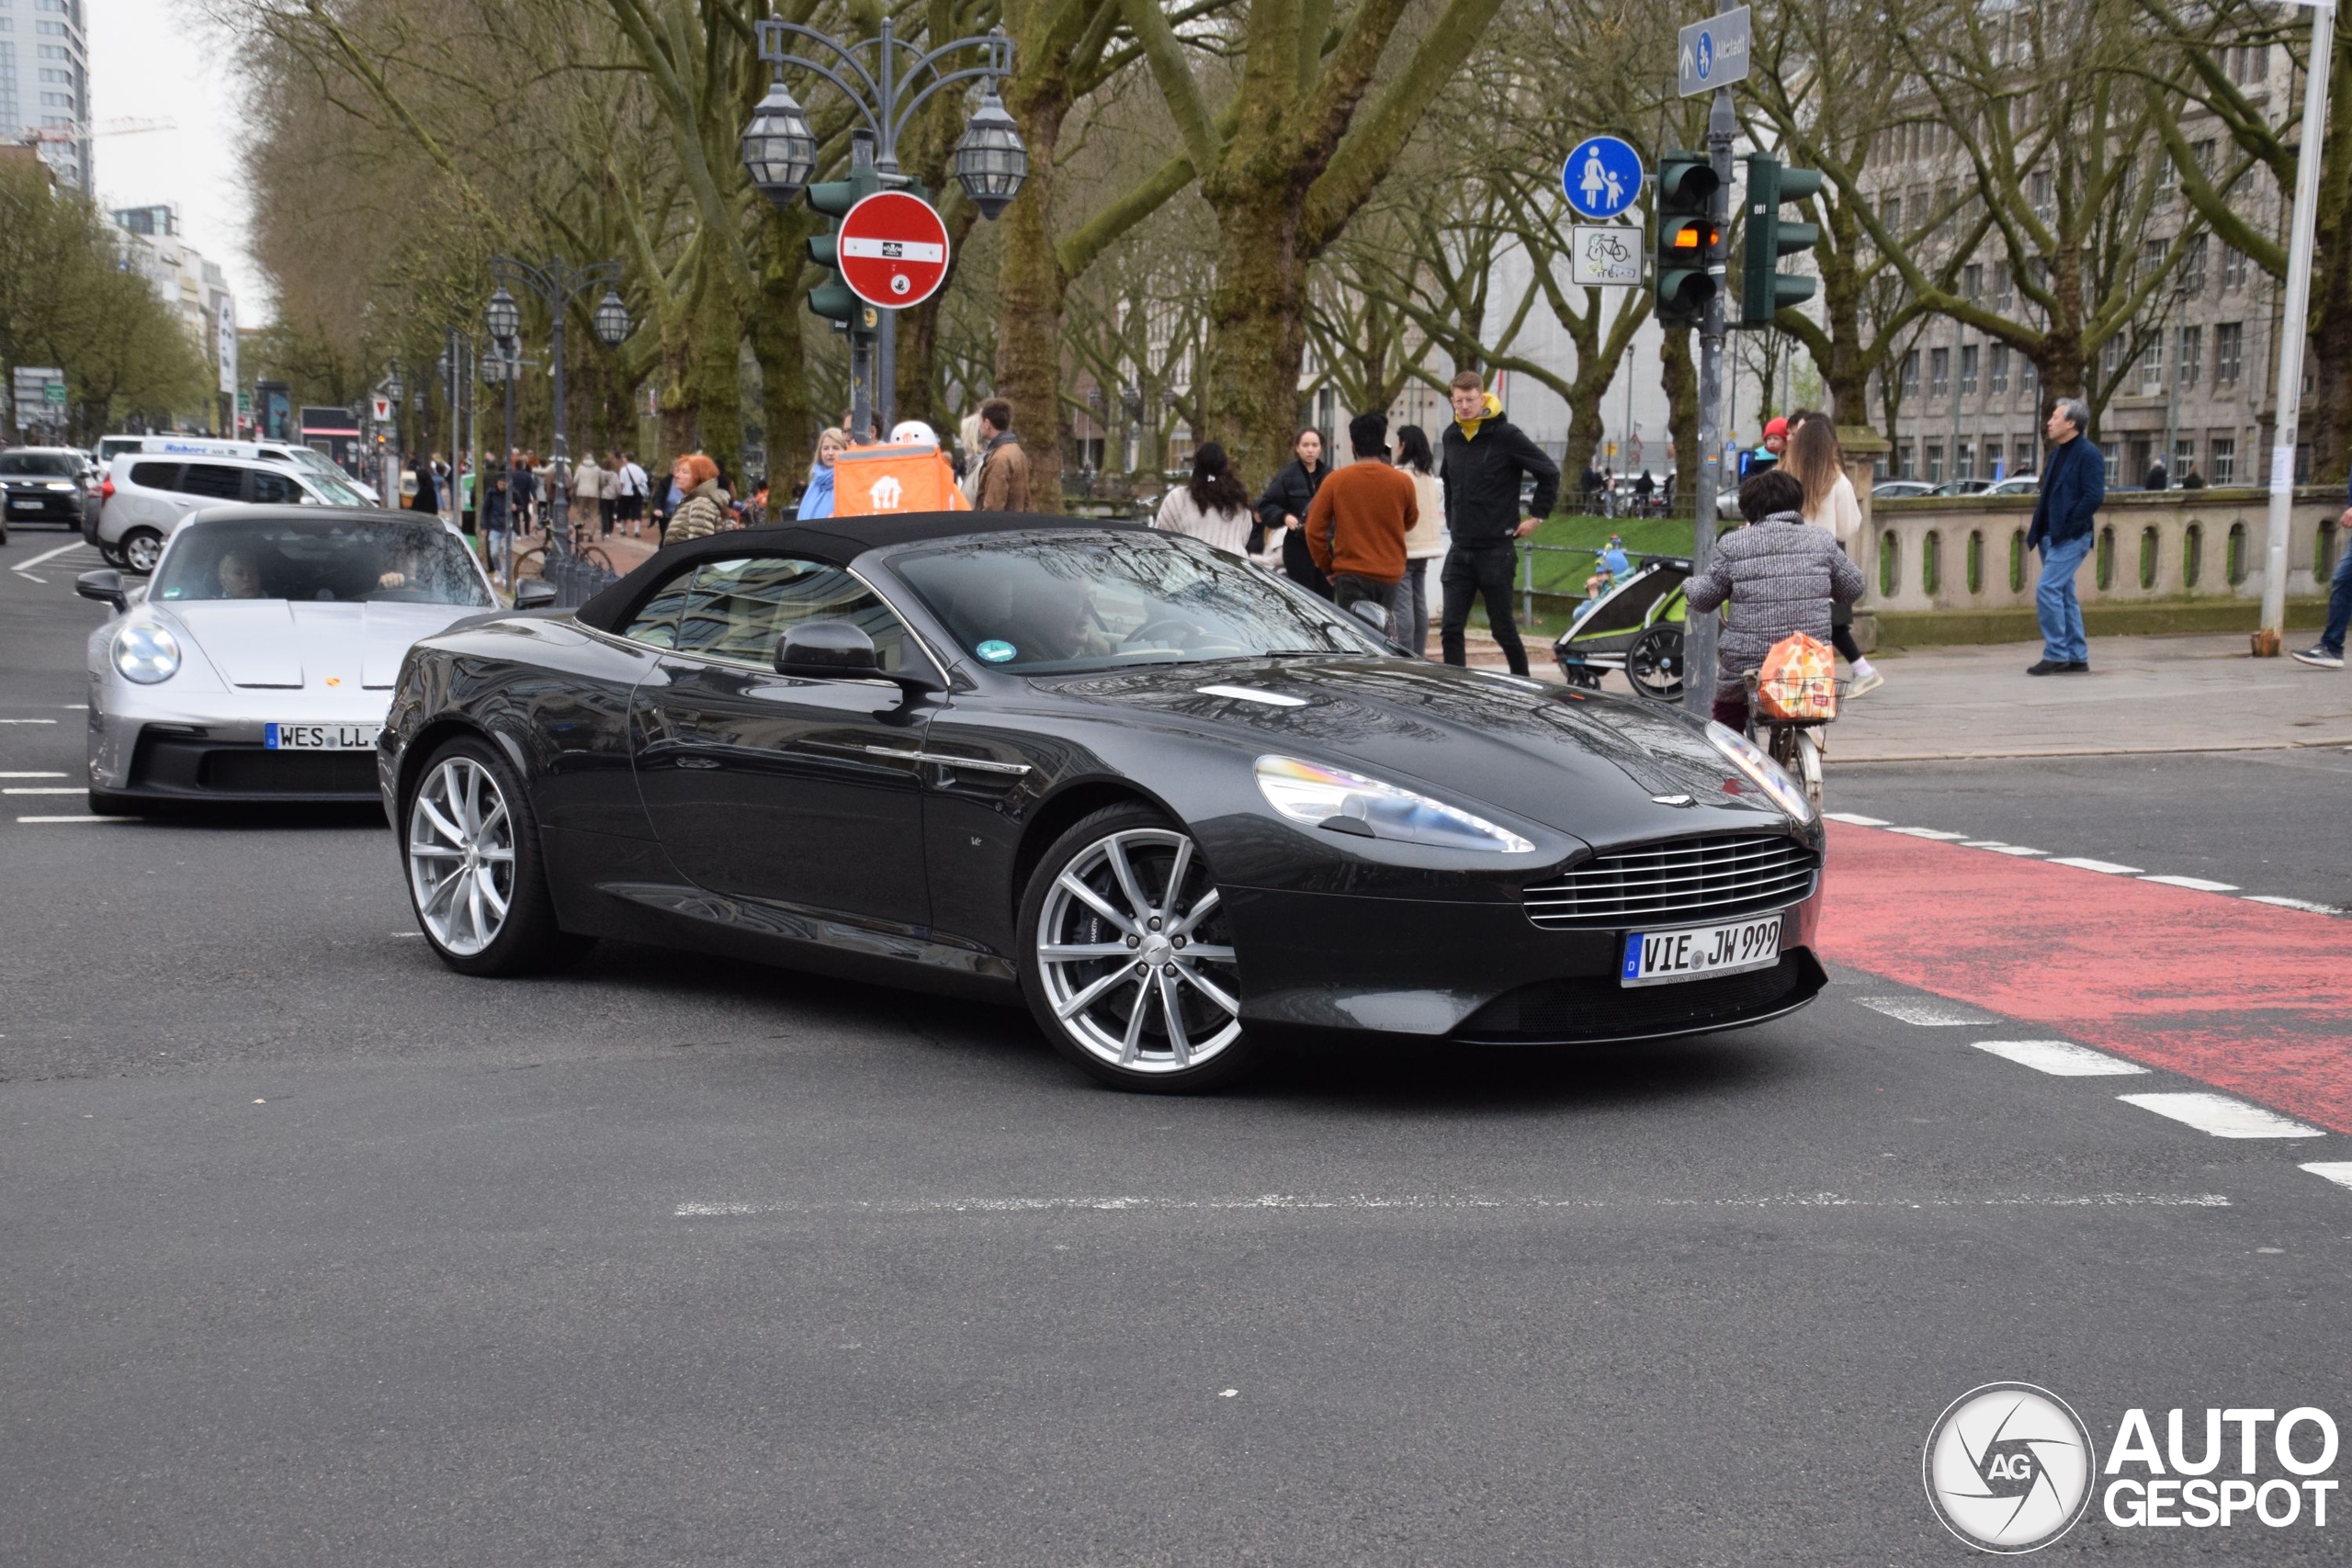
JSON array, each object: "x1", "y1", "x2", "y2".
[
  {"x1": 830, "y1": 441, "x2": 970, "y2": 517},
  {"x1": 1755, "y1": 631, "x2": 1838, "y2": 722}
]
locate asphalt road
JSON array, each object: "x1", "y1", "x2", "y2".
[{"x1": 5, "y1": 524, "x2": 2348, "y2": 1566}]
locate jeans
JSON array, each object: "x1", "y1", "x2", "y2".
[
  {"x1": 2035, "y1": 532, "x2": 2093, "y2": 664},
  {"x1": 1405, "y1": 558, "x2": 1434, "y2": 658},
  {"x1": 1333, "y1": 572, "x2": 1408, "y2": 642},
  {"x1": 2321, "y1": 542, "x2": 2352, "y2": 655},
  {"x1": 1440, "y1": 541, "x2": 1528, "y2": 675}
]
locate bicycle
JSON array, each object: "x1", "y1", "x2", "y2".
[{"x1": 1740, "y1": 668, "x2": 1838, "y2": 813}]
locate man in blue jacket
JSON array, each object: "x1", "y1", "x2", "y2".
[{"x1": 2025, "y1": 397, "x2": 2103, "y2": 675}]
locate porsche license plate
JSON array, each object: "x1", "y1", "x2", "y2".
[
  {"x1": 1621, "y1": 914, "x2": 1783, "y2": 987},
  {"x1": 266, "y1": 722, "x2": 379, "y2": 750}
]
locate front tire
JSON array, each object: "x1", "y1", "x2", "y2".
[
  {"x1": 401, "y1": 734, "x2": 565, "y2": 976},
  {"x1": 1018, "y1": 804, "x2": 1255, "y2": 1092}
]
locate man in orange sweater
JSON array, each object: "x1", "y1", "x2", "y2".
[{"x1": 1306, "y1": 411, "x2": 1419, "y2": 642}]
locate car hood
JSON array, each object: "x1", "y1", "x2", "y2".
[
  {"x1": 155, "y1": 599, "x2": 486, "y2": 690},
  {"x1": 1036, "y1": 658, "x2": 1801, "y2": 845}
]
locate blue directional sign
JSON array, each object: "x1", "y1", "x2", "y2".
[
  {"x1": 1562, "y1": 135, "x2": 1644, "y2": 220},
  {"x1": 1679, "y1": 6, "x2": 1752, "y2": 96}
]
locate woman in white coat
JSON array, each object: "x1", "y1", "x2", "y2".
[
  {"x1": 1786, "y1": 410, "x2": 1883, "y2": 696},
  {"x1": 1152, "y1": 442, "x2": 1253, "y2": 556}
]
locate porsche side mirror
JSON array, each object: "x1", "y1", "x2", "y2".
[
  {"x1": 1348, "y1": 599, "x2": 1391, "y2": 630},
  {"x1": 513, "y1": 578, "x2": 558, "y2": 610},
  {"x1": 76, "y1": 569, "x2": 128, "y2": 612},
  {"x1": 775, "y1": 621, "x2": 944, "y2": 696}
]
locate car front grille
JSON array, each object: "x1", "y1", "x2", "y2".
[{"x1": 1523, "y1": 833, "x2": 1818, "y2": 931}]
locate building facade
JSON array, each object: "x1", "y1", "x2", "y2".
[{"x1": 0, "y1": 0, "x2": 91, "y2": 193}]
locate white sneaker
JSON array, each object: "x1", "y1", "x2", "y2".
[
  {"x1": 2292, "y1": 647, "x2": 2345, "y2": 669},
  {"x1": 1847, "y1": 668, "x2": 1885, "y2": 698}
]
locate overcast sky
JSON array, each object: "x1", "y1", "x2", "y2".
[{"x1": 88, "y1": 0, "x2": 270, "y2": 319}]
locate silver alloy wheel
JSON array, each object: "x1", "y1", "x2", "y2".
[
  {"x1": 121, "y1": 529, "x2": 163, "y2": 573},
  {"x1": 406, "y1": 756, "x2": 517, "y2": 956},
  {"x1": 1036, "y1": 827, "x2": 1240, "y2": 1075}
]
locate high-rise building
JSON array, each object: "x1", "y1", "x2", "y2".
[{"x1": 0, "y1": 0, "x2": 91, "y2": 192}]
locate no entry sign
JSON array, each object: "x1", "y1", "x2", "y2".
[{"x1": 838, "y1": 191, "x2": 951, "y2": 309}]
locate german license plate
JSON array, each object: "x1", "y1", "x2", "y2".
[
  {"x1": 266, "y1": 722, "x2": 379, "y2": 750},
  {"x1": 1621, "y1": 913, "x2": 1783, "y2": 987}
]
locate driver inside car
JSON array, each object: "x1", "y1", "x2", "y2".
[
  {"x1": 216, "y1": 549, "x2": 267, "y2": 600},
  {"x1": 1008, "y1": 579, "x2": 1114, "y2": 663}
]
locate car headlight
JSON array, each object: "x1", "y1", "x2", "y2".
[
  {"x1": 1254, "y1": 754, "x2": 1533, "y2": 853},
  {"x1": 112, "y1": 623, "x2": 181, "y2": 684},
  {"x1": 1707, "y1": 721, "x2": 1811, "y2": 822},
  {"x1": 45, "y1": 481, "x2": 75, "y2": 492}
]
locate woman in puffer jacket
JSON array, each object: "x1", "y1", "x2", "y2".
[
  {"x1": 664, "y1": 453, "x2": 732, "y2": 542},
  {"x1": 1683, "y1": 468, "x2": 1864, "y2": 733}
]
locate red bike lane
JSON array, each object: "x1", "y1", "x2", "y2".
[{"x1": 1816, "y1": 821, "x2": 2352, "y2": 1134}]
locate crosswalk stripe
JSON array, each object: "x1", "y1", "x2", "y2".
[
  {"x1": 2118, "y1": 1092, "x2": 2325, "y2": 1140},
  {"x1": 1973, "y1": 1040, "x2": 2149, "y2": 1077}
]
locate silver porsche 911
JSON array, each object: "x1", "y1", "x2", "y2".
[{"x1": 77, "y1": 506, "x2": 503, "y2": 812}]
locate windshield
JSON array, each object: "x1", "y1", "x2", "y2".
[
  {"x1": 300, "y1": 466, "x2": 371, "y2": 506},
  {"x1": 891, "y1": 531, "x2": 1387, "y2": 674},
  {"x1": 151, "y1": 516, "x2": 492, "y2": 606},
  {"x1": 0, "y1": 452, "x2": 82, "y2": 478}
]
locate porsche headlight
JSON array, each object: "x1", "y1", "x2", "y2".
[
  {"x1": 1254, "y1": 754, "x2": 1532, "y2": 853},
  {"x1": 112, "y1": 623, "x2": 181, "y2": 684},
  {"x1": 1707, "y1": 721, "x2": 1811, "y2": 822}
]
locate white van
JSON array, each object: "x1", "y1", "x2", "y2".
[
  {"x1": 96, "y1": 454, "x2": 379, "y2": 572},
  {"x1": 94, "y1": 434, "x2": 380, "y2": 505}
]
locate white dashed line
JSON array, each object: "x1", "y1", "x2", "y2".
[
  {"x1": 2047, "y1": 856, "x2": 2145, "y2": 874},
  {"x1": 673, "y1": 1192, "x2": 2233, "y2": 1218},
  {"x1": 0, "y1": 772, "x2": 66, "y2": 779},
  {"x1": 2301, "y1": 1163, "x2": 2352, "y2": 1192},
  {"x1": 2, "y1": 787, "x2": 81, "y2": 795},
  {"x1": 1973, "y1": 843, "x2": 2048, "y2": 856},
  {"x1": 2140, "y1": 874, "x2": 2240, "y2": 893},
  {"x1": 2244, "y1": 895, "x2": 2344, "y2": 915},
  {"x1": 13, "y1": 815, "x2": 116, "y2": 825},
  {"x1": 1823, "y1": 812, "x2": 1890, "y2": 827},
  {"x1": 1972, "y1": 1040, "x2": 2149, "y2": 1077},
  {"x1": 9, "y1": 540, "x2": 92, "y2": 575},
  {"x1": 2117, "y1": 1093, "x2": 2325, "y2": 1140},
  {"x1": 1855, "y1": 997, "x2": 1998, "y2": 1026},
  {"x1": 0, "y1": 718, "x2": 59, "y2": 725},
  {"x1": 1885, "y1": 826, "x2": 1969, "y2": 840}
]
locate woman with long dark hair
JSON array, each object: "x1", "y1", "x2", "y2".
[
  {"x1": 1255, "y1": 427, "x2": 1331, "y2": 597},
  {"x1": 1393, "y1": 424, "x2": 1446, "y2": 657},
  {"x1": 1785, "y1": 410, "x2": 1883, "y2": 696},
  {"x1": 1153, "y1": 441, "x2": 1253, "y2": 555}
]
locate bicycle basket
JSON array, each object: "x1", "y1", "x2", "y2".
[{"x1": 1755, "y1": 632, "x2": 1838, "y2": 721}]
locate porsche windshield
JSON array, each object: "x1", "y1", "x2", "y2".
[
  {"x1": 892, "y1": 531, "x2": 1387, "y2": 673},
  {"x1": 152, "y1": 518, "x2": 492, "y2": 606}
]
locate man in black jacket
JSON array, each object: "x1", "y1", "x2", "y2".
[{"x1": 1438, "y1": 370, "x2": 1559, "y2": 674}]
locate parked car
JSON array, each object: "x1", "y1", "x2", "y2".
[
  {"x1": 1872, "y1": 479, "x2": 1934, "y2": 500},
  {"x1": 379, "y1": 513, "x2": 1827, "y2": 1092},
  {"x1": 95, "y1": 434, "x2": 380, "y2": 505},
  {"x1": 1983, "y1": 473, "x2": 2040, "y2": 496},
  {"x1": 1, "y1": 446, "x2": 92, "y2": 541},
  {"x1": 77, "y1": 506, "x2": 499, "y2": 812},
  {"x1": 94, "y1": 454, "x2": 374, "y2": 572}
]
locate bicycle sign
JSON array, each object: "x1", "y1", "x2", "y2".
[
  {"x1": 1570, "y1": 222, "x2": 1645, "y2": 288},
  {"x1": 1562, "y1": 135, "x2": 1643, "y2": 220}
]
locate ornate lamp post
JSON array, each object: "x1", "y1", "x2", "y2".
[
  {"x1": 742, "y1": 15, "x2": 1025, "y2": 435},
  {"x1": 483, "y1": 258, "x2": 628, "y2": 555}
]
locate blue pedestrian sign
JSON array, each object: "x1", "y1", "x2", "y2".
[{"x1": 1563, "y1": 135, "x2": 1643, "y2": 221}]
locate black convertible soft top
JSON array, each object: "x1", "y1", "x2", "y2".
[{"x1": 572, "y1": 509, "x2": 1146, "y2": 634}]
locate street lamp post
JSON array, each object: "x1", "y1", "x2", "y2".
[
  {"x1": 742, "y1": 14, "x2": 1025, "y2": 436},
  {"x1": 480, "y1": 344, "x2": 530, "y2": 586},
  {"x1": 484, "y1": 257, "x2": 629, "y2": 557},
  {"x1": 379, "y1": 366, "x2": 406, "y2": 505}
]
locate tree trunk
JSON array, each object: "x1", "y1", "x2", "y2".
[
  {"x1": 749, "y1": 265, "x2": 812, "y2": 497},
  {"x1": 2305, "y1": 20, "x2": 2352, "y2": 482},
  {"x1": 685, "y1": 259, "x2": 744, "y2": 479},
  {"x1": 1661, "y1": 326, "x2": 1698, "y2": 513},
  {"x1": 993, "y1": 92, "x2": 1068, "y2": 514},
  {"x1": 1201, "y1": 176, "x2": 1311, "y2": 502}
]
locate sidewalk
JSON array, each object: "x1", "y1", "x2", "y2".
[{"x1": 1834, "y1": 634, "x2": 2352, "y2": 761}]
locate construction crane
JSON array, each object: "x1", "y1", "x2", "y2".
[{"x1": 17, "y1": 117, "x2": 177, "y2": 146}]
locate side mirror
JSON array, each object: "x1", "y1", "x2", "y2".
[
  {"x1": 513, "y1": 578, "x2": 558, "y2": 610},
  {"x1": 1348, "y1": 598, "x2": 1392, "y2": 631},
  {"x1": 775, "y1": 620, "x2": 944, "y2": 695},
  {"x1": 75, "y1": 569, "x2": 128, "y2": 612}
]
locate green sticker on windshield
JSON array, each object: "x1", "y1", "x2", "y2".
[{"x1": 976, "y1": 639, "x2": 1017, "y2": 662}]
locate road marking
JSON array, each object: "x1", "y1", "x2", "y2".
[
  {"x1": 1855, "y1": 996, "x2": 1997, "y2": 1026},
  {"x1": 1975, "y1": 843, "x2": 2048, "y2": 856},
  {"x1": 1885, "y1": 826, "x2": 1968, "y2": 840},
  {"x1": 0, "y1": 718, "x2": 59, "y2": 725},
  {"x1": 1823, "y1": 812, "x2": 1890, "y2": 827},
  {"x1": 0, "y1": 772, "x2": 66, "y2": 779},
  {"x1": 10, "y1": 540, "x2": 91, "y2": 575},
  {"x1": 1, "y1": 787, "x2": 80, "y2": 795},
  {"x1": 13, "y1": 815, "x2": 118, "y2": 825},
  {"x1": 2048, "y1": 856, "x2": 2144, "y2": 874},
  {"x1": 673, "y1": 1191, "x2": 2232, "y2": 1218},
  {"x1": 2301, "y1": 1163, "x2": 2352, "y2": 1192},
  {"x1": 2140, "y1": 874, "x2": 2240, "y2": 892},
  {"x1": 1973, "y1": 1039, "x2": 2149, "y2": 1077},
  {"x1": 2118, "y1": 1092, "x2": 2325, "y2": 1140},
  {"x1": 2245, "y1": 895, "x2": 2343, "y2": 916}
]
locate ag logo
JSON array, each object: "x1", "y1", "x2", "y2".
[{"x1": 1923, "y1": 1382, "x2": 2095, "y2": 1553}]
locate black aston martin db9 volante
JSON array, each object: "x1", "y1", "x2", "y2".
[{"x1": 379, "y1": 513, "x2": 1826, "y2": 1090}]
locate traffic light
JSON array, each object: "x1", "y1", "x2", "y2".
[
  {"x1": 1740, "y1": 152, "x2": 1823, "y2": 328},
  {"x1": 1653, "y1": 152, "x2": 1722, "y2": 330},
  {"x1": 806, "y1": 169, "x2": 879, "y2": 327}
]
